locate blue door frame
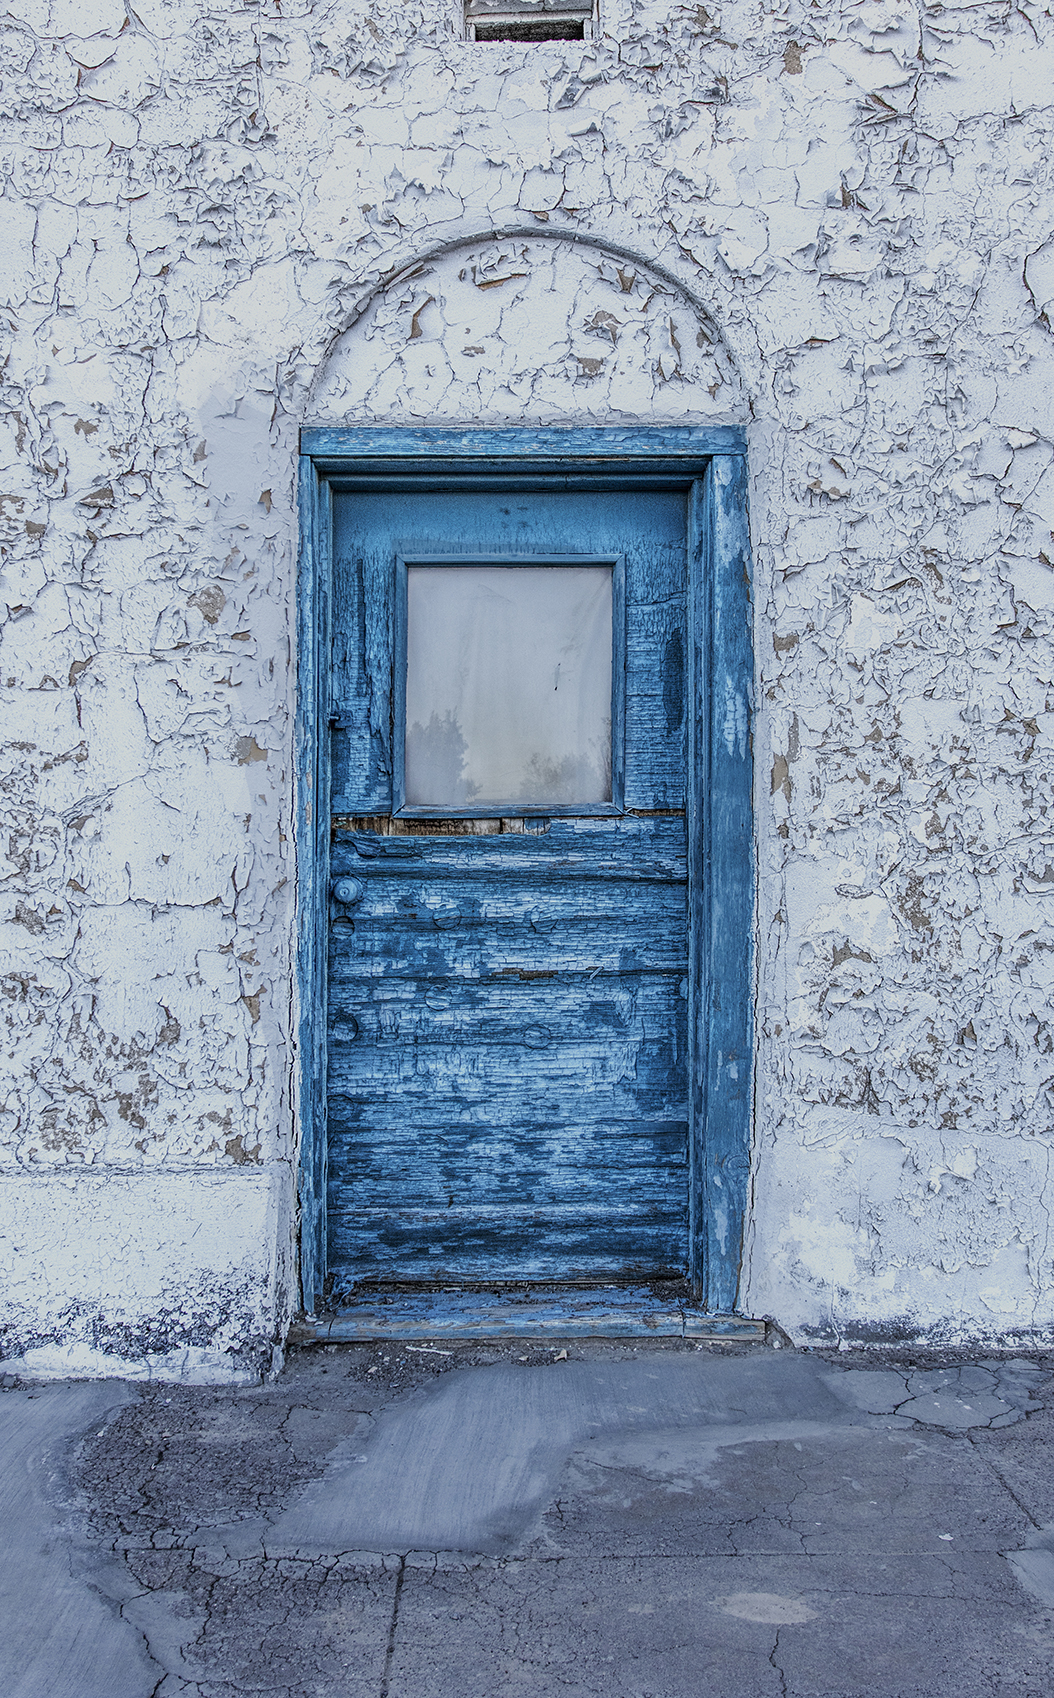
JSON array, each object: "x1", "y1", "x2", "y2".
[{"x1": 296, "y1": 426, "x2": 754, "y2": 1317}]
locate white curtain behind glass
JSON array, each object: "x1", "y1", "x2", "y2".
[{"x1": 405, "y1": 564, "x2": 613, "y2": 808}]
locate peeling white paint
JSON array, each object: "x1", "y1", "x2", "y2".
[
  {"x1": 3, "y1": 0, "x2": 1054, "y2": 1371},
  {"x1": 0, "y1": 1170, "x2": 285, "y2": 1376},
  {"x1": 8, "y1": 1340, "x2": 261, "y2": 1385},
  {"x1": 311, "y1": 237, "x2": 745, "y2": 424}
]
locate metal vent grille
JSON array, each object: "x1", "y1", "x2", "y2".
[{"x1": 464, "y1": 0, "x2": 595, "y2": 42}]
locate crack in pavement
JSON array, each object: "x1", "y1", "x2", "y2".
[
  {"x1": 377, "y1": 1556, "x2": 406, "y2": 1698},
  {"x1": 9, "y1": 1345, "x2": 1053, "y2": 1697}
]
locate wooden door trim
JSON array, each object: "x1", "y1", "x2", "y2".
[{"x1": 296, "y1": 426, "x2": 754, "y2": 1316}]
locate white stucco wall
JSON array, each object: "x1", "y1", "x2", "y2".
[{"x1": 3, "y1": 0, "x2": 1054, "y2": 1373}]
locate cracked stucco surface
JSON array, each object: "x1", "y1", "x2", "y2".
[{"x1": 2, "y1": 0, "x2": 1054, "y2": 1366}]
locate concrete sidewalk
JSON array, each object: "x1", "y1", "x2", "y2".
[{"x1": 2, "y1": 1340, "x2": 1053, "y2": 1697}]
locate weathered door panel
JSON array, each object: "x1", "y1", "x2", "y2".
[
  {"x1": 326, "y1": 488, "x2": 689, "y2": 1290},
  {"x1": 330, "y1": 489, "x2": 687, "y2": 815}
]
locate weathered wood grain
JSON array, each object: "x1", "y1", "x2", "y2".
[
  {"x1": 693, "y1": 456, "x2": 755, "y2": 1312},
  {"x1": 330, "y1": 547, "x2": 394, "y2": 811},
  {"x1": 333, "y1": 812, "x2": 687, "y2": 875},
  {"x1": 329, "y1": 488, "x2": 688, "y2": 815},
  {"x1": 326, "y1": 1119, "x2": 687, "y2": 1184},
  {"x1": 295, "y1": 1293, "x2": 764, "y2": 1342},
  {"x1": 302, "y1": 423, "x2": 748, "y2": 462},
  {"x1": 329, "y1": 1095, "x2": 686, "y2": 1137},
  {"x1": 326, "y1": 1132, "x2": 688, "y2": 1237},
  {"x1": 331, "y1": 926, "x2": 684, "y2": 981},
  {"x1": 327, "y1": 1209, "x2": 687, "y2": 1283},
  {"x1": 304, "y1": 439, "x2": 754, "y2": 1311},
  {"x1": 326, "y1": 846, "x2": 689, "y2": 1280},
  {"x1": 327, "y1": 970, "x2": 684, "y2": 1044},
  {"x1": 325, "y1": 485, "x2": 692, "y2": 1287}
]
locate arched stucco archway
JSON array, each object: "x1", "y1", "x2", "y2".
[
  {"x1": 295, "y1": 237, "x2": 756, "y2": 1322},
  {"x1": 307, "y1": 232, "x2": 747, "y2": 426}
]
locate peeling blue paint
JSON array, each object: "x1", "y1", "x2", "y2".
[{"x1": 297, "y1": 431, "x2": 753, "y2": 1314}]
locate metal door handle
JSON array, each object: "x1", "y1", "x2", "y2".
[{"x1": 332, "y1": 877, "x2": 365, "y2": 906}]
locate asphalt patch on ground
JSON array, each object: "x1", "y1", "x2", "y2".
[{"x1": 12, "y1": 1341, "x2": 1051, "y2": 1697}]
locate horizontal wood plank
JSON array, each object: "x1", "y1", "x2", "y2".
[
  {"x1": 332, "y1": 816, "x2": 687, "y2": 878},
  {"x1": 328, "y1": 1022, "x2": 684, "y2": 1091},
  {"x1": 330, "y1": 875, "x2": 685, "y2": 920},
  {"x1": 327, "y1": 970, "x2": 684, "y2": 1043},
  {"x1": 330, "y1": 1103, "x2": 684, "y2": 1142},
  {"x1": 330, "y1": 937, "x2": 685, "y2": 982},
  {"x1": 296, "y1": 1292, "x2": 764, "y2": 1342},
  {"x1": 327, "y1": 1123, "x2": 686, "y2": 1200},
  {"x1": 302, "y1": 422, "x2": 747, "y2": 459},
  {"x1": 331, "y1": 1051, "x2": 684, "y2": 1111},
  {"x1": 326, "y1": 1208, "x2": 688, "y2": 1283}
]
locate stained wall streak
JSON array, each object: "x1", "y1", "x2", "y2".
[{"x1": 1, "y1": 0, "x2": 1053, "y2": 1368}]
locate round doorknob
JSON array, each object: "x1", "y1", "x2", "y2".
[{"x1": 332, "y1": 876, "x2": 365, "y2": 906}]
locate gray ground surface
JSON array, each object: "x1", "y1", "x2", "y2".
[{"x1": 3, "y1": 1340, "x2": 1054, "y2": 1697}]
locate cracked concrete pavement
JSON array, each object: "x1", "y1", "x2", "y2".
[{"x1": 3, "y1": 1340, "x2": 1054, "y2": 1697}]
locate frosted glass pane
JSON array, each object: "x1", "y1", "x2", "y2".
[{"x1": 405, "y1": 564, "x2": 613, "y2": 808}]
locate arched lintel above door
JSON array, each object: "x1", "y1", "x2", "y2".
[{"x1": 306, "y1": 230, "x2": 748, "y2": 432}]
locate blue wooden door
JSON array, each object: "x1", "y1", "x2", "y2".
[{"x1": 326, "y1": 486, "x2": 689, "y2": 1292}]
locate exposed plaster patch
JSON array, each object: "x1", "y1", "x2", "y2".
[
  {"x1": 0, "y1": 1169, "x2": 289, "y2": 1378},
  {"x1": 8, "y1": 1340, "x2": 261, "y2": 1385}
]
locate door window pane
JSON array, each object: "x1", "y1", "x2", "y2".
[{"x1": 404, "y1": 563, "x2": 613, "y2": 809}]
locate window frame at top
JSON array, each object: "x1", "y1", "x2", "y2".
[
  {"x1": 463, "y1": 0, "x2": 597, "y2": 44},
  {"x1": 392, "y1": 552, "x2": 626, "y2": 819}
]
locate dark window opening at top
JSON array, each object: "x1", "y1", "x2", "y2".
[
  {"x1": 474, "y1": 17, "x2": 585, "y2": 40},
  {"x1": 464, "y1": 1, "x2": 595, "y2": 43}
]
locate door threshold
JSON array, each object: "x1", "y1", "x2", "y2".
[{"x1": 289, "y1": 1286, "x2": 768, "y2": 1343}]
